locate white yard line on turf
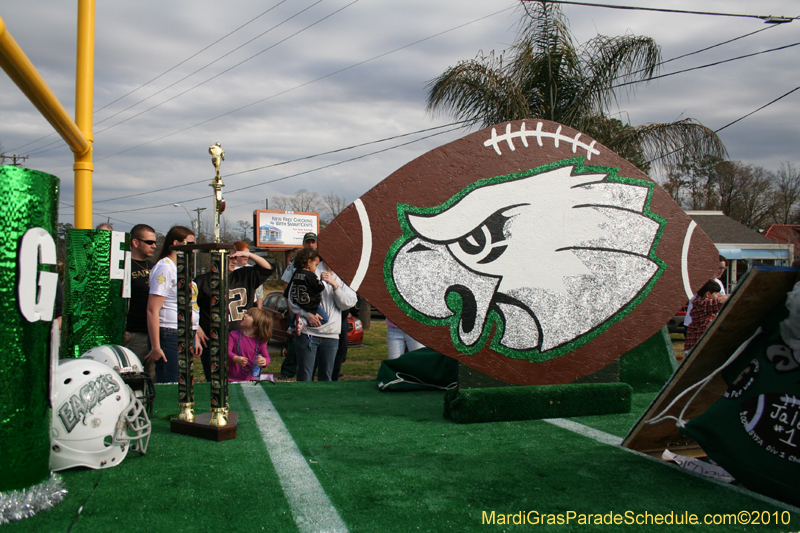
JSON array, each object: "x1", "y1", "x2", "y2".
[
  {"x1": 543, "y1": 418, "x2": 800, "y2": 515},
  {"x1": 544, "y1": 418, "x2": 622, "y2": 446},
  {"x1": 241, "y1": 384, "x2": 349, "y2": 533}
]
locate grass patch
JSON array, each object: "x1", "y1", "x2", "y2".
[
  {"x1": 671, "y1": 332, "x2": 685, "y2": 361},
  {"x1": 194, "y1": 322, "x2": 683, "y2": 384},
  {"x1": 193, "y1": 319, "x2": 389, "y2": 383},
  {"x1": 261, "y1": 278, "x2": 285, "y2": 292}
]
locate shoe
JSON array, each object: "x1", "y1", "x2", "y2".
[{"x1": 295, "y1": 316, "x2": 306, "y2": 334}]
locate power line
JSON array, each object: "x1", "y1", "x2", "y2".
[
  {"x1": 20, "y1": 3, "x2": 515, "y2": 184},
  {"x1": 25, "y1": 0, "x2": 345, "y2": 157},
  {"x1": 94, "y1": 0, "x2": 290, "y2": 115},
  {"x1": 87, "y1": 27, "x2": 792, "y2": 165},
  {"x1": 611, "y1": 25, "x2": 777, "y2": 84},
  {"x1": 612, "y1": 40, "x2": 800, "y2": 90},
  {"x1": 72, "y1": 5, "x2": 515, "y2": 164},
  {"x1": 715, "y1": 85, "x2": 800, "y2": 134},
  {"x1": 643, "y1": 85, "x2": 800, "y2": 167},
  {"x1": 520, "y1": 0, "x2": 781, "y2": 84},
  {"x1": 74, "y1": 78, "x2": 799, "y2": 217},
  {"x1": 230, "y1": 85, "x2": 798, "y2": 206},
  {"x1": 95, "y1": 84, "x2": 798, "y2": 211},
  {"x1": 656, "y1": 26, "x2": 776, "y2": 67},
  {"x1": 26, "y1": 4, "x2": 782, "y2": 165},
  {"x1": 91, "y1": 120, "x2": 469, "y2": 205},
  {"x1": 44, "y1": 34, "x2": 800, "y2": 211},
  {"x1": 214, "y1": 125, "x2": 464, "y2": 197},
  {"x1": 92, "y1": 0, "x2": 334, "y2": 130},
  {"x1": 94, "y1": 125, "x2": 463, "y2": 215},
  {"x1": 9, "y1": 0, "x2": 291, "y2": 154},
  {"x1": 529, "y1": 1, "x2": 797, "y2": 23}
]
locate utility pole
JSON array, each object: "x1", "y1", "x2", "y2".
[
  {"x1": 0, "y1": 154, "x2": 29, "y2": 166},
  {"x1": 192, "y1": 207, "x2": 206, "y2": 241}
]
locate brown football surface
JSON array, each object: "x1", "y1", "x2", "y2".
[{"x1": 321, "y1": 119, "x2": 718, "y2": 384}]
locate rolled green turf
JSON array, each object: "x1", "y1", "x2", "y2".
[{"x1": 444, "y1": 383, "x2": 633, "y2": 423}]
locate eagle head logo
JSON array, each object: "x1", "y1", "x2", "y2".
[{"x1": 385, "y1": 158, "x2": 666, "y2": 362}]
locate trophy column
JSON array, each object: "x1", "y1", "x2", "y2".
[
  {"x1": 208, "y1": 248, "x2": 230, "y2": 426},
  {"x1": 170, "y1": 142, "x2": 238, "y2": 441},
  {"x1": 170, "y1": 243, "x2": 237, "y2": 441},
  {"x1": 175, "y1": 249, "x2": 195, "y2": 422}
]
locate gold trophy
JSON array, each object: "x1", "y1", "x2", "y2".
[
  {"x1": 209, "y1": 142, "x2": 225, "y2": 243},
  {"x1": 170, "y1": 143, "x2": 237, "y2": 440}
]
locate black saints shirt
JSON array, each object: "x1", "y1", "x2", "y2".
[
  {"x1": 195, "y1": 264, "x2": 273, "y2": 332},
  {"x1": 126, "y1": 258, "x2": 152, "y2": 333}
]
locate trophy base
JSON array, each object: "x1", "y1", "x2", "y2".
[
  {"x1": 177, "y1": 402, "x2": 195, "y2": 422},
  {"x1": 170, "y1": 411, "x2": 238, "y2": 441}
]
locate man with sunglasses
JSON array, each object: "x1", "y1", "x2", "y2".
[{"x1": 125, "y1": 224, "x2": 158, "y2": 380}]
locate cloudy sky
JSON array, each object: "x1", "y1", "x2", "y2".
[{"x1": 1, "y1": 0, "x2": 798, "y2": 236}]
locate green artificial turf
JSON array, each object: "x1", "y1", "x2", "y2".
[
  {"x1": 568, "y1": 393, "x2": 661, "y2": 438},
  {"x1": 268, "y1": 382, "x2": 798, "y2": 532},
  {"x1": 619, "y1": 328, "x2": 678, "y2": 393},
  {"x1": 443, "y1": 383, "x2": 632, "y2": 423},
  {"x1": 6, "y1": 381, "x2": 799, "y2": 532},
  {"x1": 6, "y1": 383, "x2": 296, "y2": 533}
]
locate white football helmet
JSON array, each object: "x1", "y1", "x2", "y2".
[
  {"x1": 80, "y1": 344, "x2": 156, "y2": 416},
  {"x1": 51, "y1": 358, "x2": 151, "y2": 472}
]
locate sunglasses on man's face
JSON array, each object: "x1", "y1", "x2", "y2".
[{"x1": 135, "y1": 239, "x2": 157, "y2": 245}]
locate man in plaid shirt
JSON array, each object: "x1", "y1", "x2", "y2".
[{"x1": 684, "y1": 280, "x2": 729, "y2": 355}]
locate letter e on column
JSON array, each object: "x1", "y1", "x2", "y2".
[{"x1": 109, "y1": 230, "x2": 131, "y2": 298}]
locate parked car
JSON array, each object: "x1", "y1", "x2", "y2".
[
  {"x1": 261, "y1": 292, "x2": 364, "y2": 357},
  {"x1": 261, "y1": 291, "x2": 290, "y2": 352},
  {"x1": 345, "y1": 315, "x2": 365, "y2": 346},
  {"x1": 666, "y1": 302, "x2": 689, "y2": 334},
  {"x1": 350, "y1": 296, "x2": 386, "y2": 320}
]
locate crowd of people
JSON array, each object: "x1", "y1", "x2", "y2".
[
  {"x1": 122, "y1": 226, "x2": 417, "y2": 384},
  {"x1": 107, "y1": 225, "x2": 728, "y2": 382}
]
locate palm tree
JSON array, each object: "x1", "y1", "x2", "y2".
[{"x1": 426, "y1": 1, "x2": 726, "y2": 173}]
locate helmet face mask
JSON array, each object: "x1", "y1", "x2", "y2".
[
  {"x1": 122, "y1": 372, "x2": 156, "y2": 418},
  {"x1": 80, "y1": 344, "x2": 156, "y2": 417},
  {"x1": 117, "y1": 391, "x2": 151, "y2": 455},
  {"x1": 51, "y1": 358, "x2": 151, "y2": 471}
]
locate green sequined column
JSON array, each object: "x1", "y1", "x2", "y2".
[
  {"x1": 0, "y1": 166, "x2": 59, "y2": 492},
  {"x1": 60, "y1": 229, "x2": 127, "y2": 358}
]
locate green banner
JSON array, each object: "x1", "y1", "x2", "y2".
[{"x1": 61, "y1": 229, "x2": 128, "y2": 358}]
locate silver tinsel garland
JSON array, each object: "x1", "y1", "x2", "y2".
[{"x1": 0, "y1": 473, "x2": 67, "y2": 524}]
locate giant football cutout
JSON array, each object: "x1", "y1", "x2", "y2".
[{"x1": 320, "y1": 120, "x2": 719, "y2": 385}]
